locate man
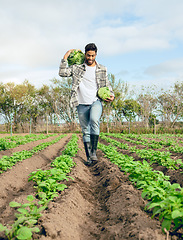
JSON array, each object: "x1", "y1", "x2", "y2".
[{"x1": 59, "y1": 43, "x2": 114, "y2": 165}]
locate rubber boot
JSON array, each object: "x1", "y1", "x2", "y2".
[
  {"x1": 90, "y1": 134, "x2": 99, "y2": 162},
  {"x1": 84, "y1": 142, "x2": 92, "y2": 165}
]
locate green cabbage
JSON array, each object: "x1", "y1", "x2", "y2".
[
  {"x1": 97, "y1": 87, "x2": 111, "y2": 100},
  {"x1": 67, "y1": 50, "x2": 85, "y2": 66}
]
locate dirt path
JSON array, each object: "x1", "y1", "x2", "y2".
[
  {"x1": 0, "y1": 134, "x2": 59, "y2": 158},
  {"x1": 0, "y1": 134, "x2": 71, "y2": 227},
  {"x1": 36, "y1": 136, "x2": 166, "y2": 240},
  {"x1": 0, "y1": 134, "x2": 181, "y2": 239}
]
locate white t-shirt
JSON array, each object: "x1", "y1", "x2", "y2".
[{"x1": 77, "y1": 64, "x2": 98, "y2": 104}]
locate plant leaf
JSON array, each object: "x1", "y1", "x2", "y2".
[
  {"x1": 172, "y1": 210, "x2": 183, "y2": 219},
  {"x1": 9, "y1": 201, "x2": 22, "y2": 208},
  {"x1": 162, "y1": 219, "x2": 172, "y2": 231},
  {"x1": 0, "y1": 223, "x2": 6, "y2": 231},
  {"x1": 17, "y1": 226, "x2": 32, "y2": 240},
  {"x1": 27, "y1": 195, "x2": 34, "y2": 202},
  {"x1": 31, "y1": 227, "x2": 40, "y2": 233},
  {"x1": 17, "y1": 208, "x2": 28, "y2": 214}
]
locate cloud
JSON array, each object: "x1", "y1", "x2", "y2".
[
  {"x1": 91, "y1": 23, "x2": 171, "y2": 56},
  {"x1": 144, "y1": 58, "x2": 183, "y2": 77},
  {"x1": 0, "y1": 0, "x2": 183, "y2": 89},
  {"x1": 1, "y1": 0, "x2": 183, "y2": 65},
  {"x1": 0, "y1": 68, "x2": 58, "y2": 88}
]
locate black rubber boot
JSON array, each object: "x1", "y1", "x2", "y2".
[
  {"x1": 90, "y1": 134, "x2": 99, "y2": 162},
  {"x1": 84, "y1": 142, "x2": 92, "y2": 165}
]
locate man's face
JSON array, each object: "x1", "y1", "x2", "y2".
[{"x1": 85, "y1": 50, "x2": 97, "y2": 66}]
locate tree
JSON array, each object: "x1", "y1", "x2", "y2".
[
  {"x1": 121, "y1": 99, "x2": 141, "y2": 133},
  {"x1": 37, "y1": 84, "x2": 56, "y2": 133},
  {"x1": 0, "y1": 80, "x2": 44, "y2": 132},
  {"x1": 0, "y1": 82, "x2": 13, "y2": 124},
  {"x1": 50, "y1": 77, "x2": 77, "y2": 129},
  {"x1": 101, "y1": 73, "x2": 128, "y2": 132},
  {"x1": 158, "y1": 81, "x2": 183, "y2": 128},
  {"x1": 137, "y1": 86, "x2": 157, "y2": 128},
  {"x1": 171, "y1": 81, "x2": 183, "y2": 127}
]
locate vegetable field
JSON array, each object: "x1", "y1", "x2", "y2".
[{"x1": 0, "y1": 133, "x2": 182, "y2": 240}]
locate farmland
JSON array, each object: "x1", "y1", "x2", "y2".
[{"x1": 0, "y1": 133, "x2": 182, "y2": 240}]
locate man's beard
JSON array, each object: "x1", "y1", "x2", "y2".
[{"x1": 85, "y1": 58, "x2": 95, "y2": 66}]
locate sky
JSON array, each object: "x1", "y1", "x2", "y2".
[{"x1": 1, "y1": 0, "x2": 183, "y2": 91}]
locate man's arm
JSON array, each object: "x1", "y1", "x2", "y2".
[{"x1": 58, "y1": 49, "x2": 74, "y2": 77}]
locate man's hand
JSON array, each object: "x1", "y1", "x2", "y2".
[
  {"x1": 63, "y1": 49, "x2": 82, "y2": 60},
  {"x1": 105, "y1": 95, "x2": 115, "y2": 102},
  {"x1": 63, "y1": 49, "x2": 75, "y2": 60}
]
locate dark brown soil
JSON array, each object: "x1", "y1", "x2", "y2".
[
  {"x1": 107, "y1": 135, "x2": 183, "y2": 188},
  {"x1": 0, "y1": 134, "x2": 182, "y2": 240}
]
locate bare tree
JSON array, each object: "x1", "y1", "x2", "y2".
[
  {"x1": 158, "y1": 81, "x2": 183, "y2": 128},
  {"x1": 101, "y1": 74, "x2": 129, "y2": 132},
  {"x1": 50, "y1": 78, "x2": 77, "y2": 129},
  {"x1": 171, "y1": 81, "x2": 183, "y2": 127},
  {"x1": 137, "y1": 86, "x2": 157, "y2": 128}
]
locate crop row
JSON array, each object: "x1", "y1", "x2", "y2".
[
  {"x1": 98, "y1": 142, "x2": 183, "y2": 236},
  {"x1": 0, "y1": 134, "x2": 57, "y2": 151},
  {"x1": 105, "y1": 133, "x2": 183, "y2": 154},
  {"x1": 101, "y1": 133, "x2": 183, "y2": 170},
  {"x1": 0, "y1": 134, "x2": 78, "y2": 240},
  {"x1": 122, "y1": 133, "x2": 183, "y2": 141},
  {"x1": 141, "y1": 133, "x2": 183, "y2": 143},
  {"x1": 126, "y1": 131, "x2": 183, "y2": 156},
  {"x1": 0, "y1": 134, "x2": 66, "y2": 174},
  {"x1": 130, "y1": 133, "x2": 183, "y2": 154}
]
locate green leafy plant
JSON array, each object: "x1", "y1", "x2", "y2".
[
  {"x1": 0, "y1": 134, "x2": 66, "y2": 173},
  {"x1": 101, "y1": 133, "x2": 183, "y2": 170},
  {"x1": 98, "y1": 140, "x2": 183, "y2": 235},
  {"x1": 29, "y1": 135, "x2": 78, "y2": 205},
  {"x1": 0, "y1": 134, "x2": 79, "y2": 239},
  {"x1": 67, "y1": 50, "x2": 85, "y2": 66},
  {"x1": 0, "y1": 134, "x2": 57, "y2": 151},
  {"x1": 0, "y1": 195, "x2": 45, "y2": 240},
  {"x1": 97, "y1": 87, "x2": 111, "y2": 100}
]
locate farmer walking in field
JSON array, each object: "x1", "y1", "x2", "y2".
[{"x1": 59, "y1": 43, "x2": 114, "y2": 165}]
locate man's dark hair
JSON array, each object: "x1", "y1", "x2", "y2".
[{"x1": 85, "y1": 43, "x2": 97, "y2": 53}]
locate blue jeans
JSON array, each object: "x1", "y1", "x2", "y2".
[{"x1": 77, "y1": 100, "x2": 103, "y2": 142}]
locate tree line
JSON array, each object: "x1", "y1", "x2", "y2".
[{"x1": 0, "y1": 76, "x2": 183, "y2": 133}]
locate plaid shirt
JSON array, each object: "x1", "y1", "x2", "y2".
[{"x1": 59, "y1": 59, "x2": 114, "y2": 108}]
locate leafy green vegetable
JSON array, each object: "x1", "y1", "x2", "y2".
[
  {"x1": 97, "y1": 87, "x2": 111, "y2": 100},
  {"x1": 0, "y1": 134, "x2": 57, "y2": 151},
  {"x1": 0, "y1": 134, "x2": 78, "y2": 240},
  {"x1": 98, "y1": 136, "x2": 183, "y2": 234},
  {"x1": 0, "y1": 195, "x2": 43, "y2": 240},
  {"x1": 0, "y1": 134, "x2": 66, "y2": 174},
  {"x1": 67, "y1": 50, "x2": 85, "y2": 66}
]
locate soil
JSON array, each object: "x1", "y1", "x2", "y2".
[
  {"x1": 107, "y1": 135, "x2": 183, "y2": 188},
  {"x1": 0, "y1": 133, "x2": 182, "y2": 240}
]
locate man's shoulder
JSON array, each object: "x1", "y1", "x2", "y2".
[{"x1": 96, "y1": 63, "x2": 107, "y2": 70}]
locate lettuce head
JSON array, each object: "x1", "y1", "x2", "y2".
[
  {"x1": 97, "y1": 87, "x2": 111, "y2": 100},
  {"x1": 67, "y1": 50, "x2": 85, "y2": 66}
]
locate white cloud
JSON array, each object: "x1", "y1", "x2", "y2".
[
  {"x1": 1, "y1": 68, "x2": 58, "y2": 88},
  {"x1": 1, "y1": 0, "x2": 183, "y2": 64},
  {"x1": 144, "y1": 58, "x2": 183, "y2": 77},
  {"x1": 0, "y1": 0, "x2": 183, "y2": 89},
  {"x1": 92, "y1": 23, "x2": 171, "y2": 56}
]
